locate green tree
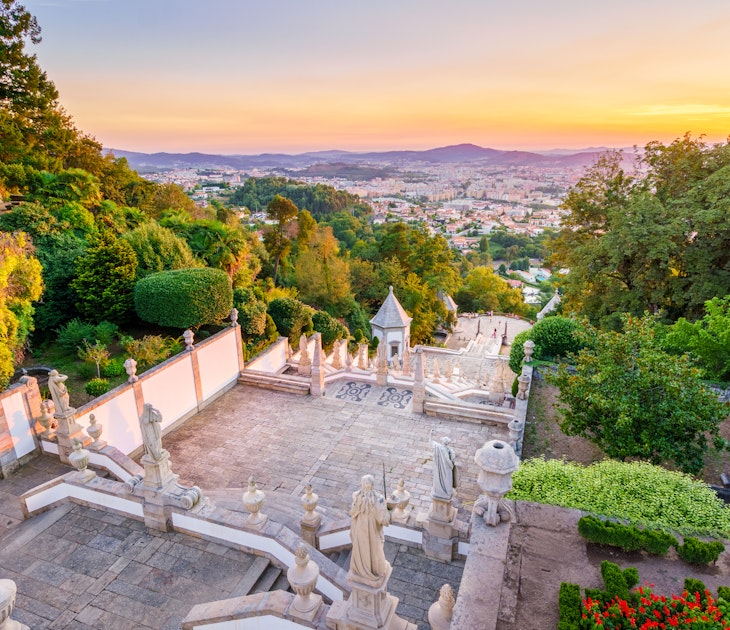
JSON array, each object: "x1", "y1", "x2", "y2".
[
  {"x1": 264, "y1": 194, "x2": 298, "y2": 284},
  {"x1": 78, "y1": 339, "x2": 109, "y2": 379},
  {"x1": 666, "y1": 295, "x2": 730, "y2": 382},
  {"x1": 122, "y1": 223, "x2": 200, "y2": 279},
  {"x1": 0, "y1": 230, "x2": 43, "y2": 387},
  {"x1": 455, "y1": 266, "x2": 525, "y2": 315},
  {"x1": 551, "y1": 314, "x2": 727, "y2": 475},
  {"x1": 71, "y1": 230, "x2": 137, "y2": 324},
  {"x1": 267, "y1": 297, "x2": 313, "y2": 344}
]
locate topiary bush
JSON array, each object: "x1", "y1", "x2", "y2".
[
  {"x1": 134, "y1": 268, "x2": 233, "y2": 329},
  {"x1": 312, "y1": 310, "x2": 348, "y2": 350},
  {"x1": 677, "y1": 537, "x2": 725, "y2": 565},
  {"x1": 267, "y1": 297, "x2": 314, "y2": 344},
  {"x1": 557, "y1": 582, "x2": 582, "y2": 630},
  {"x1": 601, "y1": 560, "x2": 630, "y2": 600},
  {"x1": 530, "y1": 315, "x2": 582, "y2": 361},
  {"x1": 85, "y1": 378, "x2": 110, "y2": 397},
  {"x1": 509, "y1": 329, "x2": 532, "y2": 373},
  {"x1": 233, "y1": 289, "x2": 267, "y2": 339}
]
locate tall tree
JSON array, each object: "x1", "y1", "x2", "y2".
[
  {"x1": 264, "y1": 194, "x2": 298, "y2": 284},
  {"x1": 71, "y1": 230, "x2": 137, "y2": 324},
  {"x1": 0, "y1": 231, "x2": 43, "y2": 387},
  {"x1": 551, "y1": 314, "x2": 727, "y2": 475},
  {"x1": 294, "y1": 226, "x2": 350, "y2": 313}
]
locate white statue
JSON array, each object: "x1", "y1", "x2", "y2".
[
  {"x1": 349, "y1": 474, "x2": 391, "y2": 582},
  {"x1": 47, "y1": 369, "x2": 71, "y2": 414},
  {"x1": 140, "y1": 403, "x2": 164, "y2": 461},
  {"x1": 124, "y1": 357, "x2": 138, "y2": 383},
  {"x1": 431, "y1": 435, "x2": 458, "y2": 499}
]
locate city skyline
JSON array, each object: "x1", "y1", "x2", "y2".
[{"x1": 25, "y1": 0, "x2": 730, "y2": 154}]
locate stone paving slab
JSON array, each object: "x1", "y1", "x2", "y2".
[{"x1": 165, "y1": 383, "x2": 506, "y2": 521}]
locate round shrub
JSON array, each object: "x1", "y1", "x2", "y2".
[
  {"x1": 509, "y1": 329, "x2": 532, "y2": 373},
  {"x1": 312, "y1": 311, "x2": 348, "y2": 350},
  {"x1": 267, "y1": 297, "x2": 314, "y2": 343},
  {"x1": 530, "y1": 316, "x2": 582, "y2": 361},
  {"x1": 134, "y1": 268, "x2": 233, "y2": 329},
  {"x1": 101, "y1": 357, "x2": 126, "y2": 377},
  {"x1": 85, "y1": 378, "x2": 110, "y2": 397}
]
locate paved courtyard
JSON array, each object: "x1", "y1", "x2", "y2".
[{"x1": 165, "y1": 382, "x2": 509, "y2": 520}]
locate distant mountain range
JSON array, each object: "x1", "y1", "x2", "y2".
[{"x1": 109, "y1": 143, "x2": 629, "y2": 173}]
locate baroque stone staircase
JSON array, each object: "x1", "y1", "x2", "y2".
[
  {"x1": 229, "y1": 556, "x2": 292, "y2": 597},
  {"x1": 238, "y1": 369, "x2": 311, "y2": 395}
]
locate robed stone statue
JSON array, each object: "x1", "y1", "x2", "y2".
[
  {"x1": 140, "y1": 403, "x2": 164, "y2": 462},
  {"x1": 431, "y1": 435, "x2": 458, "y2": 499},
  {"x1": 349, "y1": 474, "x2": 391, "y2": 584}
]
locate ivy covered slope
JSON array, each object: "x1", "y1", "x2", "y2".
[{"x1": 508, "y1": 458, "x2": 730, "y2": 537}]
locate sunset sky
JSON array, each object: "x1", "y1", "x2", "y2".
[{"x1": 25, "y1": 0, "x2": 730, "y2": 154}]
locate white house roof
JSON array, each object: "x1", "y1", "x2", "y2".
[{"x1": 370, "y1": 286, "x2": 412, "y2": 329}]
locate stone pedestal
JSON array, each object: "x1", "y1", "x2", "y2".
[
  {"x1": 327, "y1": 566, "x2": 415, "y2": 630},
  {"x1": 54, "y1": 410, "x2": 91, "y2": 466},
  {"x1": 418, "y1": 495, "x2": 459, "y2": 561},
  {"x1": 141, "y1": 450, "x2": 176, "y2": 489}
]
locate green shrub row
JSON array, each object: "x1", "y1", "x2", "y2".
[
  {"x1": 579, "y1": 515, "x2": 725, "y2": 565},
  {"x1": 578, "y1": 515, "x2": 677, "y2": 555},
  {"x1": 557, "y1": 582, "x2": 581, "y2": 630},
  {"x1": 677, "y1": 537, "x2": 725, "y2": 565}
]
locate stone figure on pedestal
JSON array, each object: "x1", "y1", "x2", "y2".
[
  {"x1": 48, "y1": 370, "x2": 71, "y2": 414},
  {"x1": 431, "y1": 435, "x2": 458, "y2": 499},
  {"x1": 140, "y1": 403, "x2": 164, "y2": 461},
  {"x1": 349, "y1": 474, "x2": 391, "y2": 583}
]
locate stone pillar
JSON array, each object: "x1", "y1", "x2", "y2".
[
  {"x1": 0, "y1": 578, "x2": 29, "y2": 630},
  {"x1": 231, "y1": 308, "x2": 246, "y2": 373},
  {"x1": 54, "y1": 408, "x2": 90, "y2": 466},
  {"x1": 375, "y1": 342, "x2": 388, "y2": 386},
  {"x1": 401, "y1": 345, "x2": 411, "y2": 377},
  {"x1": 311, "y1": 334, "x2": 325, "y2": 397},
  {"x1": 357, "y1": 343, "x2": 368, "y2": 370},
  {"x1": 298, "y1": 334, "x2": 312, "y2": 376},
  {"x1": 411, "y1": 350, "x2": 425, "y2": 414},
  {"x1": 331, "y1": 339, "x2": 343, "y2": 370},
  {"x1": 300, "y1": 484, "x2": 321, "y2": 547},
  {"x1": 473, "y1": 440, "x2": 519, "y2": 527}
]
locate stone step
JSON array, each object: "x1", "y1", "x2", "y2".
[
  {"x1": 238, "y1": 371, "x2": 310, "y2": 395},
  {"x1": 252, "y1": 564, "x2": 282, "y2": 593},
  {"x1": 229, "y1": 556, "x2": 270, "y2": 597},
  {"x1": 271, "y1": 572, "x2": 292, "y2": 593},
  {"x1": 336, "y1": 548, "x2": 351, "y2": 570}
]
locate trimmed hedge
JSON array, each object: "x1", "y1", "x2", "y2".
[
  {"x1": 557, "y1": 582, "x2": 581, "y2": 630},
  {"x1": 134, "y1": 268, "x2": 232, "y2": 329},
  {"x1": 578, "y1": 515, "x2": 677, "y2": 555},
  {"x1": 85, "y1": 378, "x2": 110, "y2": 397},
  {"x1": 677, "y1": 537, "x2": 725, "y2": 565},
  {"x1": 267, "y1": 297, "x2": 314, "y2": 344}
]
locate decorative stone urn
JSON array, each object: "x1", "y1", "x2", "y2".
[
  {"x1": 37, "y1": 400, "x2": 56, "y2": 438},
  {"x1": 428, "y1": 583, "x2": 455, "y2": 630},
  {"x1": 473, "y1": 439, "x2": 519, "y2": 526},
  {"x1": 0, "y1": 579, "x2": 28, "y2": 630},
  {"x1": 523, "y1": 339, "x2": 535, "y2": 363},
  {"x1": 68, "y1": 439, "x2": 95, "y2": 482},
  {"x1": 301, "y1": 484, "x2": 320, "y2": 526},
  {"x1": 86, "y1": 414, "x2": 106, "y2": 449},
  {"x1": 508, "y1": 418, "x2": 524, "y2": 449},
  {"x1": 183, "y1": 329, "x2": 195, "y2": 351},
  {"x1": 286, "y1": 544, "x2": 321, "y2": 615},
  {"x1": 388, "y1": 479, "x2": 411, "y2": 524},
  {"x1": 517, "y1": 374, "x2": 531, "y2": 400},
  {"x1": 242, "y1": 476, "x2": 267, "y2": 527}
]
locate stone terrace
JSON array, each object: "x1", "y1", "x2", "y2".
[{"x1": 164, "y1": 382, "x2": 509, "y2": 520}]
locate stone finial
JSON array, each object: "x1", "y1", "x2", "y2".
[
  {"x1": 432, "y1": 358, "x2": 441, "y2": 383},
  {"x1": 401, "y1": 344, "x2": 411, "y2": 376},
  {"x1": 86, "y1": 413, "x2": 106, "y2": 450},
  {"x1": 357, "y1": 342, "x2": 368, "y2": 370},
  {"x1": 230, "y1": 307, "x2": 239, "y2": 327},
  {"x1": 508, "y1": 418, "x2": 524, "y2": 450},
  {"x1": 523, "y1": 339, "x2": 535, "y2": 363},
  {"x1": 242, "y1": 476, "x2": 267, "y2": 528},
  {"x1": 345, "y1": 350, "x2": 353, "y2": 371},
  {"x1": 301, "y1": 484, "x2": 320, "y2": 526},
  {"x1": 123, "y1": 357, "x2": 138, "y2": 383},
  {"x1": 444, "y1": 360, "x2": 454, "y2": 383},
  {"x1": 391, "y1": 353, "x2": 400, "y2": 372},
  {"x1": 428, "y1": 584, "x2": 455, "y2": 630},
  {"x1": 298, "y1": 334, "x2": 312, "y2": 376},
  {"x1": 389, "y1": 479, "x2": 411, "y2": 524},
  {"x1": 183, "y1": 329, "x2": 195, "y2": 351},
  {"x1": 68, "y1": 439, "x2": 95, "y2": 482},
  {"x1": 37, "y1": 399, "x2": 56, "y2": 437},
  {"x1": 0, "y1": 578, "x2": 29, "y2": 630},
  {"x1": 517, "y1": 374, "x2": 531, "y2": 400},
  {"x1": 474, "y1": 440, "x2": 519, "y2": 526},
  {"x1": 287, "y1": 544, "x2": 321, "y2": 615}
]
